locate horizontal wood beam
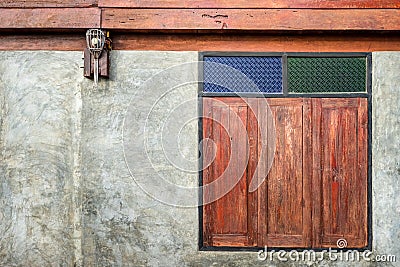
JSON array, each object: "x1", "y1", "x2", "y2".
[
  {"x1": 98, "y1": 0, "x2": 400, "y2": 9},
  {"x1": 0, "y1": 7, "x2": 399, "y2": 32},
  {"x1": 0, "y1": 8, "x2": 100, "y2": 29},
  {"x1": 2, "y1": 33, "x2": 400, "y2": 52},
  {"x1": 0, "y1": 35, "x2": 86, "y2": 51},
  {"x1": 111, "y1": 34, "x2": 400, "y2": 52},
  {"x1": 0, "y1": 0, "x2": 97, "y2": 8},
  {"x1": 102, "y1": 9, "x2": 400, "y2": 31}
]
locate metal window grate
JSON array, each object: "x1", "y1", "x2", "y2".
[
  {"x1": 288, "y1": 57, "x2": 366, "y2": 93},
  {"x1": 203, "y1": 56, "x2": 283, "y2": 93}
]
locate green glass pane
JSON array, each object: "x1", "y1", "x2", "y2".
[{"x1": 288, "y1": 57, "x2": 366, "y2": 93}]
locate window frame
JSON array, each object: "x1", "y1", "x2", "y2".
[{"x1": 198, "y1": 52, "x2": 372, "y2": 252}]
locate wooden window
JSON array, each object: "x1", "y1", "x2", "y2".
[{"x1": 200, "y1": 53, "x2": 370, "y2": 249}]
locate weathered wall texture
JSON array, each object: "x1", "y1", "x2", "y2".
[
  {"x1": 372, "y1": 52, "x2": 400, "y2": 260},
  {"x1": 0, "y1": 52, "x2": 84, "y2": 266},
  {"x1": 0, "y1": 51, "x2": 399, "y2": 267},
  {"x1": 80, "y1": 51, "x2": 199, "y2": 267}
]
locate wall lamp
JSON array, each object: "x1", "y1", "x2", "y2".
[{"x1": 84, "y1": 29, "x2": 112, "y2": 85}]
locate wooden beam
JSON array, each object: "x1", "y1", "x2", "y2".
[
  {"x1": 111, "y1": 34, "x2": 400, "y2": 52},
  {"x1": 0, "y1": 8, "x2": 100, "y2": 29},
  {"x1": 0, "y1": 35, "x2": 85, "y2": 51},
  {"x1": 0, "y1": 0, "x2": 97, "y2": 8},
  {"x1": 1, "y1": 33, "x2": 400, "y2": 52},
  {"x1": 102, "y1": 8, "x2": 400, "y2": 31},
  {"x1": 98, "y1": 0, "x2": 400, "y2": 9}
]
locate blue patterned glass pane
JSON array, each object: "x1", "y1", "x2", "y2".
[{"x1": 203, "y1": 56, "x2": 283, "y2": 93}]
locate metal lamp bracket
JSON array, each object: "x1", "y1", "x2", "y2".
[{"x1": 84, "y1": 29, "x2": 112, "y2": 84}]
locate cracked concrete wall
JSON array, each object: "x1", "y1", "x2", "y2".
[{"x1": 0, "y1": 51, "x2": 399, "y2": 267}]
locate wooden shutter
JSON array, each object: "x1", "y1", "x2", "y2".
[
  {"x1": 257, "y1": 98, "x2": 312, "y2": 248},
  {"x1": 312, "y1": 98, "x2": 368, "y2": 248},
  {"x1": 202, "y1": 97, "x2": 258, "y2": 247},
  {"x1": 202, "y1": 97, "x2": 368, "y2": 248}
]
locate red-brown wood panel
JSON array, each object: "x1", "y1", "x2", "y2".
[
  {"x1": 84, "y1": 48, "x2": 110, "y2": 78},
  {"x1": 0, "y1": 35, "x2": 86, "y2": 51},
  {"x1": 203, "y1": 97, "x2": 368, "y2": 248},
  {"x1": 2, "y1": 33, "x2": 400, "y2": 51},
  {"x1": 202, "y1": 98, "x2": 213, "y2": 246},
  {"x1": 0, "y1": 8, "x2": 100, "y2": 29},
  {"x1": 247, "y1": 98, "x2": 259, "y2": 246},
  {"x1": 98, "y1": 0, "x2": 400, "y2": 8},
  {"x1": 110, "y1": 33, "x2": 400, "y2": 52},
  {"x1": 311, "y1": 98, "x2": 322, "y2": 247},
  {"x1": 312, "y1": 98, "x2": 368, "y2": 248},
  {"x1": 202, "y1": 97, "x2": 257, "y2": 247},
  {"x1": 256, "y1": 98, "x2": 269, "y2": 246},
  {"x1": 0, "y1": 0, "x2": 97, "y2": 8},
  {"x1": 102, "y1": 8, "x2": 400, "y2": 31},
  {"x1": 258, "y1": 98, "x2": 312, "y2": 248}
]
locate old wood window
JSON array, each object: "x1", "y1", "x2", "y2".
[{"x1": 200, "y1": 53, "x2": 371, "y2": 249}]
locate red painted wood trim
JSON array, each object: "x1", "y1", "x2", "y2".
[
  {"x1": 98, "y1": 0, "x2": 400, "y2": 9},
  {"x1": 311, "y1": 99, "x2": 322, "y2": 248},
  {"x1": 0, "y1": 8, "x2": 100, "y2": 29},
  {"x1": 0, "y1": 35, "x2": 86, "y2": 50},
  {"x1": 0, "y1": 0, "x2": 98, "y2": 8},
  {"x1": 1, "y1": 33, "x2": 400, "y2": 51},
  {"x1": 101, "y1": 8, "x2": 400, "y2": 31},
  {"x1": 111, "y1": 34, "x2": 400, "y2": 52}
]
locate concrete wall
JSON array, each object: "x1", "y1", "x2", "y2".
[
  {"x1": 371, "y1": 52, "x2": 400, "y2": 262},
  {"x1": 0, "y1": 51, "x2": 399, "y2": 266},
  {"x1": 0, "y1": 52, "x2": 83, "y2": 266}
]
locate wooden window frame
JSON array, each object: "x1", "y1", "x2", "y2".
[{"x1": 198, "y1": 52, "x2": 372, "y2": 251}]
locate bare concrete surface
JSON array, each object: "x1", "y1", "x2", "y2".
[{"x1": 0, "y1": 51, "x2": 399, "y2": 266}]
